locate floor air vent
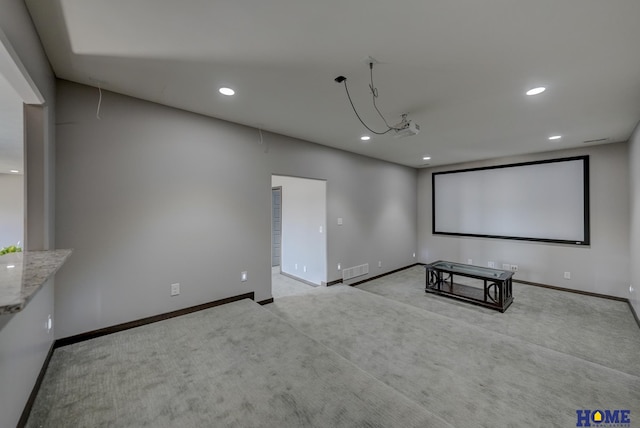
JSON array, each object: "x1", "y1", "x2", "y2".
[{"x1": 342, "y1": 263, "x2": 369, "y2": 281}]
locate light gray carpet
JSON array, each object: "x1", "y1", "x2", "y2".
[
  {"x1": 357, "y1": 265, "x2": 640, "y2": 377},
  {"x1": 267, "y1": 284, "x2": 640, "y2": 428},
  {"x1": 272, "y1": 269, "x2": 318, "y2": 299},
  {"x1": 27, "y1": 267, "x2": 640, "y2": 427},
  {"x1": 27, "y1": 299, "x2": 452, "y2": 428}
]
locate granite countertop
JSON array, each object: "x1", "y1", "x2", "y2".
[{"x1": 0, "y1": 249, "x2": 72, "y2": 315}]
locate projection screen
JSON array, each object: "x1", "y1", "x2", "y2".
[{"x1": 432, "y1": 156, "x2": 590, "y2": 245}]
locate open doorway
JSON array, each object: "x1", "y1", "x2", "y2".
[
  {"x1": 0, "y1": 65, "x2": 25, "y2": 253},
  {"x1": 271, "y1": 175, "x2": 327, "y2": 298},
  {"x1": 0, "y1": 29, "x2": 46, "y2": 252}
]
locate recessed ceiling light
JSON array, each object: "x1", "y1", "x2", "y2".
[
  {"x1": 219, "y1": 87, "x2": 235, "y2": 96},
  {"x1": 423, "y1": 156, "x2": 431, "y2": 161},
  {"x1": 526, "y1": 87, "x2": 546, "y2": 96},
  {"x1": 10, "y1": 170, "x2": 19, "y2": 173},
  {"x1": 360, "y1": 135, "x2": 371, "y2": 141},
  {"x1": 549, "y1": 135, "x2": 562, "y2": 140}
]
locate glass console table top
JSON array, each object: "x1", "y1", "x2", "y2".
[{"x1": 429, "y1": 261, "x2": 511, "y2": 280}]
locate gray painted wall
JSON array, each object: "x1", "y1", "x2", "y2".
[
  {"x1": 418, "y1": 142, "x2": 631, "y2": 298},
  {"x1": 0, "y1": 0, "x2": 56, "y2": 426},
  {"x1": 0, "y1": 173, "x2": 23, "y2": 247},
  {"x1": 629, "y1": 122, "x2": 640, "y2": 315},
  {"x1": 272, "y1": 175, "x2": 327, "y2": 285},
  {"x1": 54, "y1": 80, "x2": 418, "y2": 338}
]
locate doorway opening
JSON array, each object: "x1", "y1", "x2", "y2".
[
  {"x1": 0, "y1": 30, "x2": 45, "y2": 252},
  {"x1": 271, "y1": 175, "x2": 327, "y2": 298}
]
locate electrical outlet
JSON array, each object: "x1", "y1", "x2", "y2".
[
  {"x1": 467, "y1": 259, "x2": 472, "y2": 265},
  {"x1": 564, "y1": 272, "x2": 571, "y2": 280},
  {"x1": 511, "y1": 265, "x2": 518, "y2": 272},
  {"x1": 295, "y1": 264, "x2": 298, "y2": 270},
  {"x1": 319, "y1": 226, "x2": 323, "y2": 233},
  {"x1": 378, "y1": 261, "x2": 382, "y2": 268},
  {"x1": 502, "y1": 263, "x2": 511, "y2": 271},
  {"x1": 338, "y1": 263, "x2": 341, "y2": 271},
  {"x1": 413, "y1": 253, "x2": 416, "y2": 258},
  {"x1": 46, "y1": 314, "x2": 52, "y2": 333},
  {"x1": 303, "y1": 266, "x2": 307, "y2": 273},
  {"x1": 629, "y1": 285, "x2": 634, "y2": 293},
  {"x1": 171, "y1": 283, "x2": 180, "y2": 296},
  {"x1": 488, "y1": 261, "x2": 495, "y2": 268},
  {"x1": 241, "y1": 271, "x2": 248, "y2": 282}
]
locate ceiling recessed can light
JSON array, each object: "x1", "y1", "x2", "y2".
[
  {"x1": 423, "y1": 156, "x2": 431, "y2": 161},
  {"x1": 549, "y1": 135, "x2": 562, "y2": 140},
  {"x1": 360, "y1": 135, "x2": 371, "y2": 141},
  {"x1": 526, "y1": 87, "x2": 546, "y2": 96},
  {"x1": 219, "y1": 87, "x2": 235, "y2": 96}
]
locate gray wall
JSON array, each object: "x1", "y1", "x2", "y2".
[
  {"x1": 272, "y1": 175, "x2": 327, "y2": 285},
  {"x1": 55, "y1": 80, "x2": 418, "y2": 338},
  {"x1": 418, "y1": 142, "x2": 631, "y2": 298},
  {"x1": 0, "y1": 0, "x2": 56, "y2": 426},
  {"x1": 629, "y1": 122, "x2": 640, "y2": 315},
  {"x1": 0, "y1": 172, "x2": 23, "y2": 247}
]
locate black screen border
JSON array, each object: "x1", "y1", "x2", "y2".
[{"x1": 431, "y1": 155, "x2": 590, "y2": 246}]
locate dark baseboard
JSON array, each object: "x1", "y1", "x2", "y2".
[
  {"x1": 629, "y1": 300, "x2": 640, "y2": 329},
  {"x1": 20, "y1": 292, "x2": 256, "y2": 425},
  {"x1": 55, "y1": 292, "x2": 255, "y2": 349},
  {"x1": 17, "y1": 342, "x2": 55, "y2": 428},
  {"x1": 514, "y1": 279, "x2": 627, "y2": 302},
  {"x1": 258, "y1": 298, "x2": 274, "y2": 305},
  {"x1": 350, "y1": 263, "x2": 421, "y2": 287},
  {"x1": 326, "y1": 279, "x2": 342, "y2": 287},
  {"x1": 519, "y1": 280, "x2": 638, "y2": 329}
]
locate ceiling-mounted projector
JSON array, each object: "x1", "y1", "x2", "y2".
[
  {"x1": 335, "y1": 60, "x2": 423, "y2": 139},
  {"x1": 393, "y1": 118, "x2": 420, "y2": 138}
]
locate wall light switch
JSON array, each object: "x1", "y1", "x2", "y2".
[
  {"x1": 337, "y1": 218, "x2": 343, "y2": 225},
  {"x1": 378, "y1": 261, "x2": 382, "y2": 268},
  {"x1": 564, "y1": 271, "x2": 571, "y2": 280},
  {"x1": 241, "y1": 271, "x2": 248, "y2": 282},
  {"x1": 338, "y1": 263, "x2": 341, "y2": 271}
]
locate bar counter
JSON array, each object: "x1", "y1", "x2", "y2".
[{"x1": 0, "y1": 249, "x2": 72, "y2": 315}]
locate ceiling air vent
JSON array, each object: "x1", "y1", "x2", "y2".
[{"x1": 583, "y1": 138, "x2": 609, "y2": 144}]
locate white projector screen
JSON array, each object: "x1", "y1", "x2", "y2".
[{"x1": 432, "y1": 156, "x2": 589, "y2": 245}]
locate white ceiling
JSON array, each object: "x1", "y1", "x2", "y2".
[{"x1": 25, "y1": 0, "x2": 640, "y2": 167}]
